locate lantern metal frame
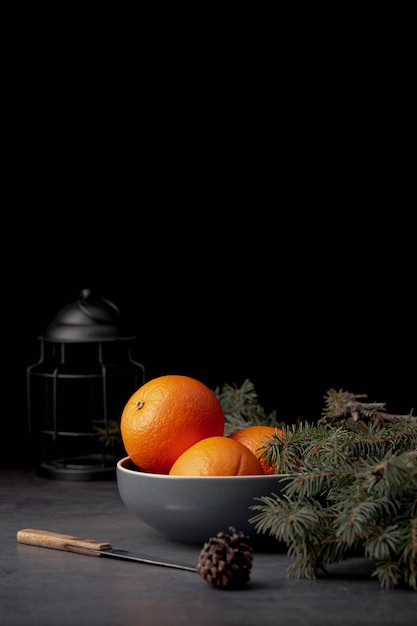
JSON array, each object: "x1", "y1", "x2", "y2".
[{"x1": 26, "y1": 289, "x2": 145, "y2": 481}]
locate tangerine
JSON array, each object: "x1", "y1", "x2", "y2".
[
  {"x1": 228, "y1": 425, "x2": 284, "y2": 475},
  {"x1": 168, "y1": 436, "x2": 264, "y2": 476},
  {"x1": 120, "y1": 375, "x2": 225, "y2": 474}
]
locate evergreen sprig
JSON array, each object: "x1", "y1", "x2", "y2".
[
  {"x1": 318, "y1": 388, "x2": 415, "y2": 429},
  {"x1": 94, "y1": 420, "x2": 123, "y2": 449},
  {"x1": 214, "y1": 379, "x2": 282, "y2": 436},
  {"x1": 215, "y1": 381, "x2": 416, "y2": 590},
  {"x1": 249, "y1": 424, "x2": 417, "y2": 590},
  {"x1": 261, "y1": 420, "x2": 417, "y2": 475}
]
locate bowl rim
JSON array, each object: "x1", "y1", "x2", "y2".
[{"x1": 116, "y1": 455, "x2": 290, "y2": 480}]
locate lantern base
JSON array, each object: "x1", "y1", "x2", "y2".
[{"x1": 36, "y1": 454, "x2": 119, "y2": 481}]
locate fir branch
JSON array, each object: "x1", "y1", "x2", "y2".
[
  {"x1": 217, "y1": 380, "x2": 417, "y2": 589},
  {"x1": 318, "y1": 388, "x2": 415, "y2": 429},
  {"x1": 260, "y1": 420, "x2": 417, "y2": 476},
  {"x1": 250, "y1": 447, "x2": 417, "y2": 590},
  {"x1": 93, "y1": 420, "x2": 123, "y2": 449},
  {"x1": 214, "y1": 379, "x2": 282, "y2": 435}
]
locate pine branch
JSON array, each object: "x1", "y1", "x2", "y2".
[
  {"x1": 260, "y1": 420, "x2": 417, "y2": 476},
  {"x1": 250, "y1": 441, "x2": 417, "y2": 590},
  {"x1": 214, "y1": 379, "x2": 282, "y2": 435},
  {"x1": 93, "y1": 420, "x2": 123, "y2": 449},
  {"x1": 318, "y1": 388, "x2": 415, "y2": 430},
  {"x1": 216, "y1": 380, "x2": 417, "y2": 589}
]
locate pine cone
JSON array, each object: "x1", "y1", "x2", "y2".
[{"x1": 196, "y1": 526, "x2": 253, "y2": 589}]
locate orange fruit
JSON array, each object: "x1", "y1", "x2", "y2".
[
  {"x1": 228, "y1": 425, "x2": 284, "y2": 475},
  {"x1": 120, "y1": 375, "x2": 225, "y2": 474},
  {"x1": 169, "y1": 436, "x2": 264, "y2": 476}
]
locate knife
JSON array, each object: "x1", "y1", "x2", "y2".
[{"x1": 16, "y1": 528, "x2": 197, "y2": 572}]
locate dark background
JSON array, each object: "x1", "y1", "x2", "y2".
[
  {"x1": 3, "y1": 16, "x2": 415, "y2": 469},
  {"x1": 4, "y1": 204, "x2": 415, "y2": 470}
]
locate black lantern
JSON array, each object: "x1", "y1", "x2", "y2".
[{"x1": 27, "y1": 289, "x2": 145, "y2": 481}]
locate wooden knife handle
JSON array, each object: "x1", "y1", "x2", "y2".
[{"x1": 17, "y1": 528, "x2": 112, "y2": 557}]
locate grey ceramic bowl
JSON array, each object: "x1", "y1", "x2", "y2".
[{"x1": 116, "y1": 455, "x2": 289, "y2": 545}]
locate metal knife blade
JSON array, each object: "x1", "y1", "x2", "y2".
[{"x1": 16, "y1": 528, "x2": 197, "y2": 572}]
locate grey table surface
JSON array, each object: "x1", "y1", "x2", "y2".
[{"x1": 1, "y1": 468, "x2": 416, "y2": 626}]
